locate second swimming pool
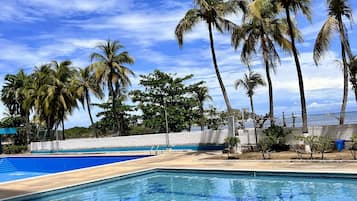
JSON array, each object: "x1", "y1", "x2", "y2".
[{"x1": 0, "y1": 155, "x2": 150, "y2": 183}]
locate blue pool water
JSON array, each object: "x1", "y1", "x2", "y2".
[
  {"x1": 0, "y1": 155, "x2": 149, "y2": 183},
  {"x1": 16, "y1": 169, "x2": 357, "y2": 201},
  {"x1": 31, "y1": 144, "x2": 225, "y2": 154}
]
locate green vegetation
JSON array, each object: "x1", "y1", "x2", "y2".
[
  {"x1": 90, "y1": 40, "x2": 135, "y2": 135},
  {"x1": 2, "y1": 144, "x2": 28, "y2": 154},
  {"x1": 0, "y1": 0, "x2": 356, "y2": 147},
  {"x1": 224, "y1": 136, "x2": 240, "y2": 158},
  {"x1": 130, "y1": 70, "x2": 209, "y2": 133},
  {"x1": 235, "y1": 70, "x2": 266, "y2": 143},
  {"x1": 313, "y1": 0, "x2": 354, "y2": 124},
  {"x1": 232, "y1": 0, "x2": 292, "y2": 125},
  {"x1": 259, "y1": 136, "x2": 274, "y2": 159},
  {"x1": 315, "y1": 136, "x2": 333, "y2": 160},
  {"x1": 262, "y1": 125, "x2": 291, "y2": 151},
  {"x1": 295, "y1": 135, "x2": 333, "y2": 160}
]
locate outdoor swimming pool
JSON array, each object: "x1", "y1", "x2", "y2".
[
  {"x1": 12, "y1": 169, "x2": 357, "y2": 201},
  {"x1": 0, "y1": 155, "x2": 149, "y2": 183}
]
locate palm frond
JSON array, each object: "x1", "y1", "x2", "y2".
[
  {"x1": 313, "y1": 16, "x2": 338, "y2": 64},
  {"x1": 175, "y1": 9, "x2": 201, "y2": 47}
]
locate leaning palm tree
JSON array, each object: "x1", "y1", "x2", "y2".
[
  {"x1": 90, "y1": 40, "x2": 135, "y2": 134},
  {"x1": 235, "y1": 71, "x2": 266, "y2": 144},
  {"x1": 175, "y1": 0, "x2": 247, "y2": 134},
  {"x1": 232, "y1": 0, "x2": 293, "y2": 125},
  {"x1": 313, "y1": 0, "x2": 354, "y2": 124},
  {"x1": 75, "y1": 67, "x2": 104, "y2": 136},
  {"x1": 274, "y1": 0, "x2": 311, "y2": 133},
  {"x1": 192, "y1": 85, "x2": 212, "y2": 131}
]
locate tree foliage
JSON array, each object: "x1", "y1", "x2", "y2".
[{"x1": 131, "y1": 70, "x2": 209, "y2": 133}]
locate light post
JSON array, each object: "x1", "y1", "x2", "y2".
[{"x1": 164, "y1": 99, "x2": 170, "y2": 149}]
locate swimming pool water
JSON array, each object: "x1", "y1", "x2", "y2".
[
  {"x1": 0, "y1": 156, "x2": 149, "y2": 183},
  {"x1": 19, "y1": 170, "x2": 357, "y2": 201}
]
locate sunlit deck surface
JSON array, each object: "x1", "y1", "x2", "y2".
[{"x1": 1, "y1": 151, "x2": 357, "y2": 200}]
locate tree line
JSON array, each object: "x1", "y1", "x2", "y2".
[
  {"x1": 1, "y1": 0, "x2": 357, "y2": 145},
  {"x1": 1, "y1": 42, "x2": 242, "y2": 142},
  {"x1": 175, "y1": 0, "x2": 357, "y2": 135}
]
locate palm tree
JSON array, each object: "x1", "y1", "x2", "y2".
[
  {"x1": 314, "y1": 0, "x2": 357, "y2": 125},
  {"x1": 235, "y1": 70, "x2": 266, "y2": 144},
  {"x1": 50, "y1": 60, "x2": 78, "y2": 140},
  {"x1": 274, "y1": 0, "x2": 311, "y2": 133},
  {"x1": 192, "y1": 85, "x2": 212, "y2": 131},
  {"x1": 232, "y1": 0, "x2": 292, "y2": 125},
  {"x1": 313, "y1": 0, "x2": 354, "y2": 125},
  {"x1": 175, "y1": 0, "x2": 247, "y2": 134},
  {"x1": 26, "y1": 64, "x2": 57, "y2": 139},
  {"x1": 90, "y1": 40, "x2": 135, "y2": 134},
  {"x1": 75, "y1": 67, "x2": 104, "y2": 137},
  {"x1": 1, "y1": 69, "x2": 32, "y2": 143}
]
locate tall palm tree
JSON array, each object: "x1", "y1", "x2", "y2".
[
  {"x1": 175, "y1": 0, "x2": 247, "y2": 131},
  {"x1": 313, "y1": 0, "x2": 354, "y2": 125},
  {"x1": 50, "y1": 60, "x2": 78, "y2": 140},
  {"x1": 90, "y1": 40, "x2": 135, "y2": 134},
  {"x1": 1, "y1": 69, "x2": 32, "y2": 143},
  {"x1": 26, "y1": 64, "x2": 56, "y2": 139},
  {"x1": 235, "y1": 70, "x2": 266, "y2": 144},
  {"x1": 232, "y1": 0, "x2": 292, "y2": 125},
  {"x1": 274, "y1": 0, "x2": 311, "y2": 133},
  {"x1": 192, "y1": 85, "x2": 212, "y2": 131},
  {"x1": 75, "y1": 67, "x2": 104, "y2": 137}
]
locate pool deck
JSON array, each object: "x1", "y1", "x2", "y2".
[{"x1": 1, "y1": 151, "x2": 357, "y2": 200}]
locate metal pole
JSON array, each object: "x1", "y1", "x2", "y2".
[{"x1": 164, "y1": 99, "x2": 170, "y2": 148}]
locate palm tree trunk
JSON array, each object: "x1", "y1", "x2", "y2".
[
  {"x1": 108, "y1": 77, "x2": 120, "y2": 134},
  {"x1": 340, "y1": 46, "x2": 348, "y2": 125},
  {"x1": 200, "y1": 104, "x2": 205, "y2": 131},
  {"x1": 86, "y1": 93, "x2": 98, "y2": 138},
  {"x1": 25, "y1": 112, "x2": 31, "y2": 144},
  {"x1": 285, "y1": 7, "x2": 308, "y2": 133},
  {"x1": 261, "y1": 35, "x2": 274, "y2": 126},
  {"x1": 249, "y1": 96, "x2": 258, "y2": 144},
  {"x1": 61, "y1": 116, "x2": 65, "y2": 140},
  {"x1": 337, "y1": 15, "x2": 357, "y2": 102},
  {"x1": 208, "y1": 23, "x2": 233, "y2": 114}
]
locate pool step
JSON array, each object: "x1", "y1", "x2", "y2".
[{"x1": 0, "y1": 158, "x2": 17, "y2": 173}]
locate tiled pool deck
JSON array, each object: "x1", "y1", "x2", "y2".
[{"x1": 1, "y1": 151, "x2": 357, "y2": 200}]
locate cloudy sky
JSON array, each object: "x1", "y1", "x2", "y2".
[{"x1": 0, "y1": 0, "x2": 356, "y2": 128}]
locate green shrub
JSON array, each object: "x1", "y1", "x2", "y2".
[
  {"x1": 3, "y1": 144, "x2": 28, "y2": 154},
  {"x1": 259, "y1": 136, "x2": 274, "y2": 159},
  {"x1": 129, "y1": 126, "x2": 156, "y2": 135},
  {"x1": 295, "y1": 135, "x2": 317, "y2": 159},
  {"x1": 315, "y1": 136, "x2": 332, "y2": 160},
  {"x1": 262, "y1": 125, "x2": 291, "y2": 151},
  {"x1": 224, "y1": 136, "x2": 240, "y2": 158}
]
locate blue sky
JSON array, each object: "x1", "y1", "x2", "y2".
[{"x1": 0, "y1": 0, "x2": 356, "y2": 128}]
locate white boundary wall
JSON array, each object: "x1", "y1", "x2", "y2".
[
  {"x1": 30, "y1": 130, "x2": 229, "y2": 152},
  {"x1": 30, "y1": 124, "x2": 357, "y2": 152}
]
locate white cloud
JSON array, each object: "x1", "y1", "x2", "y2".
[{"x1": 0, "y1": 0, "x2": 135, "y2": 21}]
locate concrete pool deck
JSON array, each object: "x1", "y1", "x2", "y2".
[{"x1": 1, "y1": 151, "x2": 357, "y2": 200}]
